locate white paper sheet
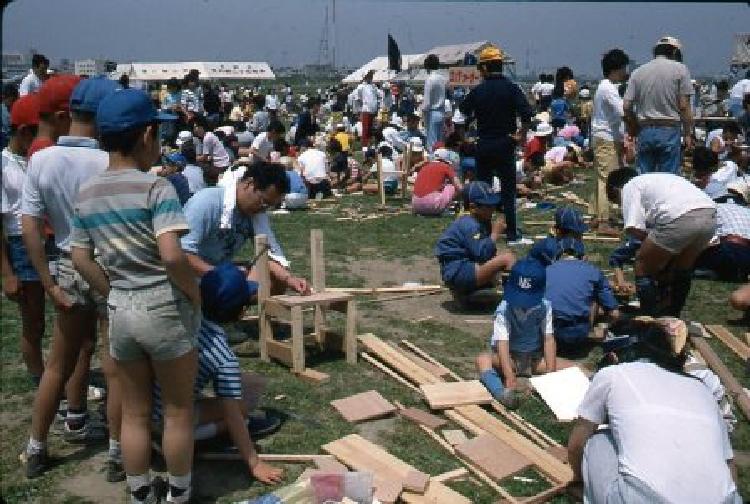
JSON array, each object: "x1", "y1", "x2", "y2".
[{"x1": 529, "y1": 367, "x2": 590, "y2": 422}]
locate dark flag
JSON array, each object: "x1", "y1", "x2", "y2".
[{"x1": 388, "y1": 33, "x2": 402, "y2": 73}]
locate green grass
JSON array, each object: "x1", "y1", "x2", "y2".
[{"x1": 1, "y1": 175, "x2": 749, "y2": 503}]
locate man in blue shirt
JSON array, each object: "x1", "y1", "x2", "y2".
[{"x1": 459, "y1": 45, "x2": 533, "y2": 245}]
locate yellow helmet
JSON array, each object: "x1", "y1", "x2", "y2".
[{"x1": 478, "y1": 46, "x2": 504, "y2": 63}]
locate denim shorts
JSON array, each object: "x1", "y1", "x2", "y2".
[
  {"x1": 442, "y1": 259, "x2": 477, "y2": 293},
  {"x1": 6, "y1": 235, "x2": 39, "y2": 282},
  {"x1": 108, "y1": 282, "x2": 200, "y2": 361}
]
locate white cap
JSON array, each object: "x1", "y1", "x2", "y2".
[
  {"x1": 578, "y1": 89, "x2": 590, "y2": 99},
  {"x1": 533, "y1": 122, "x2": 554, "y2": 137},
  {"x1": 452, "y1": 109, "x2": 466, "y2": 125},
  {"x1": 433, "y1": 148, "x2": 459, "y2": 169},
  {"x1": 176, "y1": 130, "x2": 193, "y2": 146},
  {"x1": 409, "y1": 137, "x2": 424, "y2": 152},
  {"x1": 656, "y1": 35, "x2": 682, "y2": 50},
  {"x1": 215, "y1": 125, "x2": 235, "y2": 137}
]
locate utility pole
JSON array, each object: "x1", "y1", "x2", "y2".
[{"x1": 332, "y1": 0, "x2": 337, "y2": 69}]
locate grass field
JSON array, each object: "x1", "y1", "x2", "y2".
[{"x1": 1, "y1": 173, "x2": 749, "y2": 503}]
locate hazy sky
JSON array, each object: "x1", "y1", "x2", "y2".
[{"x1": 3, "y1": 0, "x2": 748, "y2": 76}]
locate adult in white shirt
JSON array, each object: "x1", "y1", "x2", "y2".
[
  {"x1": 250, "y1": 120, "x2": 285, "y2": 163},
  {"x1": 295, "y1": 139, "x2": 331, "y2": 198},
  {"x1": 591, "y1": 49, "x2": 630, "y2": 229},
  {"x1": 19, "y1": 54, "x2": 49, "y2": 96},
  {"x1": 421, "y1": 54, "x2": 448, "y2": 152},
  {"x1": 728, "y1": 70, "x2": 750, "y2": 118},
  {"x1": 568, "y1": 318, "x2": 740, "y2": 504},
  {"x1": 606, "y1": 169, "x2": 716, "y2": 317},
  {"x1": 354, "y1": 70, "x2": 380, "y2": 147},
  {"x1": 706, "y1": 123, "x2": 740, "y2": 161},
  {"x1": 191, "y1": 115, "x2": 230, "y2": 184}
]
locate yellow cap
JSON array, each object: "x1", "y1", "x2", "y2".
[{"x1": 478, "y1": 46, "x2": 504, "y2": 63}]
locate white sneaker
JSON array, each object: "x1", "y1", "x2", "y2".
[{"x1": 507, "y1": 237, "x2": 533, "y2": 246}]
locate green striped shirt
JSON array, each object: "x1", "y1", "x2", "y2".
[{"x1": 71, "y1": 168, "x2": 188, "y2": 289}]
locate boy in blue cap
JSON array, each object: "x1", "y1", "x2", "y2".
[
  {"x1": 528, "y1": 206, "x2": 587, "y2": 266},
  {"x1": 71, "y1": 88, "x2": 200, "y2": 504},
  {"x1": 434, "y1": 181, "x2": 516, "y2": 297},
  {"x1": 475, "y1": 258, "x2": 558, "y2": 408},
  {"x1": 544, "y1": 238, "x2": 621, "y2": 355},
  {"x1": 152, "y1": 263, "x2": 284, "y2": 487}
]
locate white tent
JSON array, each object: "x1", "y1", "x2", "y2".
[
  {"x1": 342, "y1": 54, "x2": 424, "y2": 84},
  {"x1": 115, "y1": 61, "x2": 275, "y2": 82},
  {"x1": 418, "y1": 40, "x2": 515, "y2": 66}
]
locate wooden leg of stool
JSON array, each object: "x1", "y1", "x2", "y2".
[
  {"x1": 314, "y1": 305, "x2": 326, "y2": 348},
  {"x1": 259, "y1": 303, "x2": 271, "y2": 362},
  {"x1": 345, "y1": 300, "x2": 357, "y2": 364},
  {"x1": 291, "y1": 305, "x2": 305, "y2": 373}
]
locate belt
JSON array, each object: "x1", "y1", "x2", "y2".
[
  {"x1": 722, "y1": 234, "x2": 750, "y2": 248},
  {"x1": 639, "y1": 119, "x2": 681, "y2": 128}
]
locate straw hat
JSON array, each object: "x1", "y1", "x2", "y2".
[{"x1": 478, "y1": 45, "x2": 504, "y2": 63}]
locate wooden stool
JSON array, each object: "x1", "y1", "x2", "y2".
[{"x1": 255, "y1": 230, "x2": 357, "y2": 379}]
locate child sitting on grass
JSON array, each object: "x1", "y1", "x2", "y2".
[
  {"x1": 528, "y1": 207, "x2": 587, "y2": 266},
  {"x1": 434, "y1": 181, "x2": 516, "y2": 296},
  {"x1": 475, "y1": 259, "x2": 558, "y2": 408}
]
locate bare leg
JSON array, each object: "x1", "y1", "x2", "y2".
[
  {"x1": 475, "y1": 251, "x2": 516, "y2": 287},
  {"x1": 99, "y1": 318, "x2": 121, "y2": 443},
  {"x1": 116, "y1": 358, "x2": 154, "y2": 475},
  {"x1": 18, "y1": 281, "x2": 46, "y2": 378}
]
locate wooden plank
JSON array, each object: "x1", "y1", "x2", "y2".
[
  {"x1": 266, "y1": 339, "x2": 293, "y2": 367},
  {"x1": 358, "y1": 334, "x2": 442, "y2": 386},
  {"x1": 433, "y1": 468, "x2": 469, "y2": 483},
  {"x1": 326, "y1": 285, "x2": 443, "y2": 294},
  {"x1": 294, "y1": 368, "x2": 330, "y2": 384},
  {"x1": 401, "y1": 479, "x2": 472, "y2": 504},
  {"x1": 361, "y1": 352, "x2": 421, "y2": 392},
  {"x1": 256, "y1": 234, "x2": 271, "y2": 362},
  {"x1": 746, "y1": 333, "x2": 750, "y2": 346},
  {"x1": 313, "y1": 456, "x2": 349, "y2": 473},
  {"x1": 330, "y1": 390, "x2": 397, "y2": 423},
  {"x1": 442, "y1": 429, "x2": 469, "y2": 446},
  {"x1": 272, "y1": 291, "x2": 353, "y2": 306},
  {"x1": 454, "y1": 405, "x2": 573, "y2": 483},
  {"x1": 398, "y1": 407, "x2": 448, "y2": 430},
  {"x1": 404, "y1": 470, "x2": 430, "y2": 493},
  {"x1": 692, "y1": 336, "x2": 750, "y2": 421},
  {"x1": 454, "y1": 433, "x2": 532, "y2": 481},
  {"x1": 378, "y1": 153, "x2": 386, "y2": 206},
  {"x1": 290, "y1": 305, "x2": 305, "y2": 373},
  {"x1": 706, "y1": 325, "x2": 750, "y2": 360},
  {"x1": 310, "y1": 229, "x2": 325, "y2": 292},
  {"x1": 345, "y1": 300, "x2": 357, "y2": 364},
  {"x1": 404, "y1": 351, "x2": 451, "y2": 377},
  {"x1": 420, "y1": 381, "x2": 493, "y2": 409},
  {"x1": 400, "y1": 340, "x2": 458, "y2": 380}
]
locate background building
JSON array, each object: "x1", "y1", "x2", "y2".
[{"x1": 74, "y1": 58, "x2": 108, "y2": 76}]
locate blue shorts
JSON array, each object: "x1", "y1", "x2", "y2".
[
  {"x1": 383, "y1": 179, "x2": 398, "y2": 195},
  {"x1": 553, "y1": 316, "x2": 591, "y2": 346},
  {"x1": 6, "y1": 235, "x2": 39, "y2": 282},
  {"x1": 442, "y1": 259, "x2": 476, "y2": 293}
]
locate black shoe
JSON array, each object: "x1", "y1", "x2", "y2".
[
  {"x1": 247, "y1": 410, "x2": 282, "y2": 439},
  {"x1": 105, "y1": 458, "x2": 126, "y2": 483},
  {"x1": 24, "y1": 449, "x2": 49, "y2": 479}
]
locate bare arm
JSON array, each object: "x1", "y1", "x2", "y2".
[
  {"x1": 22, "y1": 215, "x2": 71, "y2": 309},
  {"x1": 622, "y1": 99, "x2": 640, "y2": 137},
  {"x1": 567, "y1": 418, "x2": 597, "y2": 482},
  {"x1": 543, "y1": 334, "x2": 557, "y2": 373},
  {"x1": 71, "y1": 246, "x2": 110, "y2": 297},
  {"x1": 451, "y1": 176, "x2": 463, "y2": 193},
  {"x1": 0, "y1": 230, "x2": 21, "y2": 300},
  {"x1": 157, "y1": 231, "x2": 200, "y2": 306},
  {"x1": 498, "y1": 340, "x2": 516, "y2": 389},
  {"x1": 185, "y1": 252, "x2": 215, "y2": 277},
  {"x1": 678, "y1": 94, "x2": 694, "y2": 150}
]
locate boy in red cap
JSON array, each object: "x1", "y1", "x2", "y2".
[
  {"x1": 28, "y1": 74, "x2": 81, "y2": 158},
  {"x1": 1, "y1": 94, "x2": 47, "y2": 386}
]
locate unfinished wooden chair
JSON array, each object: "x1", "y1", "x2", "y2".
[
  {"x1": 376, "y1": 143, "x2": 411, "y2": 206},
  {"x1": 255, "y1": 230, "x2": 356, "y2": 380}
]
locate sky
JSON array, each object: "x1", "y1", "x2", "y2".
[{"x1": 2, "y1": 0, "x2": 749, "y2": 77}]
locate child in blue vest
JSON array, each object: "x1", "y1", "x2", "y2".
[
  {"x1": 528, "y1": 206, "x2": 587, "y2": 266},
  {"x1": 475, "y1": 259, "x2": 557, "y2": 408},
  {"x1": 434, "y1": 181, "x2": 516, "y2": 295}
]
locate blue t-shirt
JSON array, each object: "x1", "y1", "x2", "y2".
[
  {"x1": 550, "y1": 98, "x2": 568, "y2": 121},
  {"x1": 435, "y1": 215, "x2": 496, "y2": 264}
]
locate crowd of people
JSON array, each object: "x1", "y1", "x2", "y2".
[{"x1": 0, "y1": 35, "x2": 749, "y2": 503}]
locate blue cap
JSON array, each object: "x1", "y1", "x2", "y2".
[
  {"x1": 466, "y1": 181, "x2": 501, "y2": 206},
  {"x1": 69, "y1": 76, "x2": 121, "y2": 113},
  {"x1": 555, "y1": 207, "x2": 588, "y2": 234},
  {"x1": 504, "y1": 258, "x2": 546, "y2": 309},
  {"x1": 529, "y1": 236, "x2": 585, "y2": 266},
  {"x1": 97, "y1": 88, "x2": 177, "y2": 135},
  {"x1": 200, "y1": 262, "x2": 254, "y2": 322},
  {"x1": 558, "y1": 236, "x2": 585, "y2": 258},
  {"x1": 165, "y1": 152, "x2": 187, "y2": 167}
]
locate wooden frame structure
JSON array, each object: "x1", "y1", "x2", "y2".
[
  {"x1": 376, "y1": 144, "x2": 411, "y2": 206},
  {"x1": 256, "y1": 230, "x2": 357, "y2": 378}
]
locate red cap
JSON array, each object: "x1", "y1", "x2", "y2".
[
  {"x1": 37, "y1": 74, "x2": 81, "y2": 114},
  {"x1": 10, "y1": 93, "x2": 40, "y2": 128}
]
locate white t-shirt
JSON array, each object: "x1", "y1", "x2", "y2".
[
  {"x1": 19, "y1": 71, "x2": 41, "y2": 96},
  {"x1": 621, "y1": 173, "x2": 715, "y2": 231},
  {"x1": 369, "y1": 157, "x2": 399, "y2": 183},
  {"x1": 297, "y1": 148, "x2": 329, "y2": 184},
  {"x1": 491, "y1": 299, "x2": 554, "y2": 345},
  {"x1": 21, "y1": 138, "x2": 108, "y2": 252},
  {"x1": 578, "y1": 362, "x2": 737, "y2": 503},
  {"x1": 531, "y1": 81, "x2": 542, "y2": 98},
  {"x1": 356, "y1": 82, "x2": 380, "y2": 114},
  {"x1": 592, "y1": 79, "x2": 625, "y2": 142},
  {"x1": 1, "y1": 148, "x2": 28, "y2": 236},
  {"x1": 201, "y1": 131, "x2": 230, "y2": 168},
  {"x1": 539, "y1": 82, "x2": 554, "y2": 97},
  {"x1": 729, "y1": 79, "x2": 750, "y2": 101},
  {"x1": 251, "y1": 132, "x2": 274, "y2": 161},
  {"x1": 265, "y1": 94, "x2": 279, "y2": 110}
]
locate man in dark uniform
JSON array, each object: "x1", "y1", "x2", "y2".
[{"x1": 460, "y1": 45, "x2": 533, "y2": 245}]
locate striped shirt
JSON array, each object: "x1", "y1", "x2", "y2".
[
  {"x1": 153, "y1": 319, "x2": 242, "y2": 420},
  {"x1": 70, "y1": 168, "x2": 188, "y2": 289}
]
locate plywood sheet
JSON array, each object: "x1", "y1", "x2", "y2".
[
  {"x1": 403, "y1": 470, "x2": 430, "y2": 493},
  {"x1": 454, "y1": 433, "x2": 531, "y2": 481},
  {"x1": 442, "y1": 429, "x2": 469, "y2": 447},
  {"x1": 529, "y1": 367, "x2": 590, "y2": 422},
  {"x1": 420, "y1": 380, "x2": 492, "y2": 410},
  {"x1": 331, "y1": 390, "x2": 397, "y2": 423},
  {"x1": 401, "y1": 479, "x2": 472, "y2": 504},
  {"x1": 398, "y1": 407, "x2": 447, "y2": 430}
]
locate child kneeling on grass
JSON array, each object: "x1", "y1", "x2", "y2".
[
  {"x1": 71, "y1": 89, "x2": 200, "y2": 504},
  {"x1": 434, "y1": 181, "x2": 516, "y2": 296},
  {"x1": 475, "y1": 259, "x2": 557, "y2": 409},
  {"x1": 152, "y1": 262, "x2": 284, "y2": 486}
]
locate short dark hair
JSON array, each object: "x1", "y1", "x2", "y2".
[
  {"x1": 601, "y1": 49, "x2": 630, "y2": 77},
  {"x1": 602, "y1": 318, "x2": 688, "y2": 373},
  {"x1": 239, "y1": 161, "x2": 290, "y2": 194},
  {"x1": 723, "y1": 122, "x2": 741, "y2": 136},
  {"x1": 328, "y1": 138, "x2": 342, "y2": 153},
  {"x1": 743, "y1": 93, "x2": 750, "y2": 109},
  {"x1": 273, "y1": 138, "x2": 289, "y2": 155},
  {"x1": 378, "y1": 144, "x2": 393, "y2": 159},
  {"x1": 653, "y1": 44, "x2": 682, "y2": 62},
  {"x1": 180, "y1": 140, "x2": 197, "y2": 163},
  {"x1": 99, "y1": 122, "x2": 156, "y2": 156},
  {"x1": 480, "y1": 60, "x2": 503, "y2": 74},
  {"x1": 444, "y1": 132, "x2": 461, "y2": 150},
  {"x1": 190, "y1": 114, "x2": 208, "y2": 130},
  {"x1": 167, "y1": 78, "x2": 181, "y2": 91},
  {"x1": 424, "y1": 54, "x2": 440, "y2": 71},
  {"x1": 267, "y1": 120, "x2": 285, "y2": 134},
  {"x1": 606, "y1": 167, "x2": 638, "y2": 201},
  {"x1": 32, "y1": 54, "x2": 49, "y2": 67},
  {"x1": 692, "y1": 146, "x2": 718, "y2": 174},
  {"x1": 71, "y1": 110, "x2": 96, "y2": 124}
]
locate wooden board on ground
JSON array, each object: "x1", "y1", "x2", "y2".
[
  {"x1": 330, "y1": 390, "x2": 397, "y2": 423},
  {"x1": 401, "y1": 479, "x2": 472, "y2": 504},
  {"x1": 398, "y1": 407, "x2": 448, "y2": 429},
  {"x1": 294, "y1": 368, "x2": 330, "y2": 384},
  {"x1": 442, "y1": 429, "x2": 469, "y2": 446},
  {"x1": 420, "y1": 381, "x2": 493, "y2": 410},
  {"x1": 706, "y1": 325, "x2": 750, "y2": 360},
  {"x1": 358, "y1": 334, "x2": 441, "y2": 386},
  {"x1": 404, "y1": 470, "x2": 430, "y2": 493},
  {"x1": 454, "y1": 433, "x2": 532, "y2": 481},
  {"x1": 314, "y1": 456, "x2": 349, "y2": 473},
  {"x1": 529, "y1": 367, "x2": 590, "y2": 422},
  {"x1": 322, "y1": 434, "x2": 429, "y2": 502}
]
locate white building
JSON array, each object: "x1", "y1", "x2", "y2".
[
  {"x1": 75, "y1": 59, "x2": 108, "y2": 77},
  {"x1": 114, "y1": 61, "x2": 275, "y2": 83},
  {"x1": 2, "y1": 52, "x2": 28, "y2": 80}
]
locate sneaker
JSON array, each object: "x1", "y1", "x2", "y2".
[
  {"x1": 507, "y1": 237, "x2": 534, "y2": 246},
  {"x1": 24, "y1": 449, "x2": 49, "y2": 479},
  {"x1": 63, "y1": 421, "x2": 107, "y2": 444},
  {"x1": 105, "y1": 457, "x2": 126, "y2": 483},
  {"x1": 247, "y1": 410, "x2": 283, "y2": 439}
]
